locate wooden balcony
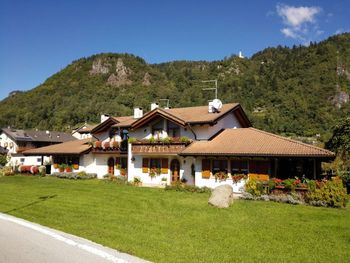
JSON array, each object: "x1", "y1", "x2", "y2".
[
  {"x1": 131, "y1": 138, "x2": 191, "y2": 155},
  {"x1": 91, "y1": 140, "x2": 128, "y2": 154}
]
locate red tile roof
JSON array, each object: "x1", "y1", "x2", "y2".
[
  {"x1": 23, "y1": 139, "x2": 91, "y2": 155},
  {"x1": 180, "y1": 128, "x2": 335, "y2": 158}
]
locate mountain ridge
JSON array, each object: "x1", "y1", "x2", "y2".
[{"x1": 1, "y1": 33, "x2": 349, "y2": 141}]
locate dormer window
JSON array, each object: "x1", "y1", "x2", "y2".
[
  {"x1": 167, "y1": 121, "x2": 180, "y2": 138},
  {"x1": 152, "y1": 120, "x2": 163, "y2": 139}
]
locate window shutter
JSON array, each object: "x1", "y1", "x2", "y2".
[
  {"x1": 142, "y1": 158, "x2": 149, "y2": 173},
  {"x1": 202, "y1": 159, "x2": 211, "y2": 178},
  {"x1": 161, "y1": 158, "x2": 168, "y2": 174}
]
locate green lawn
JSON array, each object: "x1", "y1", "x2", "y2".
[{"x1": 0, "y1": 176, "x2": 349, "y2": 263}]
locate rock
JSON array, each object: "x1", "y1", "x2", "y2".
[
  {"x1": 142, "y1": 72, "x2": 151, "y2": 86},
  {"x1": 107, "y1": 58, "x2": 132, "y2": 87},
  {"x1": 331, "y1": 91, "x2": 349, "y2": 109},
  {"x1": 89, "y1": 58, "x2": 110, "y2": 75},
  {"x1": 208, "y1": 185, "x2": 234, "y2": 208}
]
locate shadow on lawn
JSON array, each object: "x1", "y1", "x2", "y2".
[{"x1": 3, "y1": 195, "x2": 57, "y2": 214}]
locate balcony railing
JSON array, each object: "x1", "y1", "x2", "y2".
[
  {"x1": 91, "y1": 140, "x2": 128, "y2": 154},
  {"x1": 130, "y1": 137, "x2": 192, "y2": 154}
]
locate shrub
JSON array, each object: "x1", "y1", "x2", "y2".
[
  {"x1": 148, "y1": 136, "x2": 156, "y2": 144},
  {"x1": 306, "y1": 179, "x2": 349, "y2": 208},
  {"x1": 179, "y1": 136, "x2": 190, "y2": 144},
  {"x1": 132, "y1": 176, "x2": 142, "y2": 186},
  {"x1": 161, "y1": 137, "x2": 171, "y2": 144},
  {"x1": 103, "y1": 174, "x2": 127, "y2": 184},
  {"x1": 245, "y1": 179, "x2": 264, "y2": 196},
  {"x1": 0, "y1": 155, "x2": 7, "y2": 166},
  {"x1": 38, "y1": 166, "x2": 46, "y2": 176},
  {"x1": 51, "y1": 172, "x2": 97, "y2": 180},
  {"x1": 0, "y1": 166, "x2": 13, "y2": 176},
  {"x1": 165, "y1": 183, "x2": 211, "y2": 193},
  {"x1": 128, "y1": 137, "x2": 137, "y2": 144}
]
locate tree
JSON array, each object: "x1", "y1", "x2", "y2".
[{"x1": 326, "y1": 117, "x2": 350, "y2": 160}]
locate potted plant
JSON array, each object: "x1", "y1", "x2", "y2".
[
  {"x1": 103, "y1": 141, "x2": 110, "y2": 149},
  {"x1": 133, "y1": 177, "x2": 142, "y2": 186},
  {"x1": 214, "y1": 171, "x2": 228, "y2": 182},
  {"x1": 73, "y1": 163, "x2": 79, "y2": 170},
  {"x1": 53, "y1": 163, "x2": 59, "y2": 169},
  {"x1": 231, "y1": 173, "x2": 246, "y2": 184},
  {"x1": 94, "y1": 141, "x2": 102, "y2": 148},
  {"x1": 65, "y1": 165, "x2": 73, "y2": 173},
  {"x1": 120, "y1": 168, "x2": 127, "y2": 176},
  {"x1": 111, "y1": 140, "x2": 119, "y2": 149},
  {"x1": 58, "y1": 164, "x2": 65, "y2": 173},
  {"x1": 149, "y1": 167, "x2": 157, "y2": 178}
]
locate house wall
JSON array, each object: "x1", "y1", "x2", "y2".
[
  {"x1": 1, "y1": 132, "x2": 52, "y2": 166},
  {"x1": 10, "y1": 155, "x2": 51, "y2": 166},
  {"x1": 191, "y1": 113, "x2": 241, "y2": 140},
  {"x1": 193, "y1": 157, "x2": 246, "y2": 192},
  {"x1": 0, "y1": 132, "x2": 17, "y2": 154}
]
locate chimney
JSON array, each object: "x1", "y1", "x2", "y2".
[
  {"x1": 101, "y1": 114, "x2": 110, "y2": 123},
  {"x1": 133, "y1": 107, "x2": 143, "y2": 119},
  {"x1": 151, "y1": 102, "x2": 159, "y2": 111},
  {"x1": 208, "y1": 101, "x2": 214, "y2": 113}
]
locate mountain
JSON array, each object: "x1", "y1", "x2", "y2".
[{"x1": 1, "y1": 33, "x2": 350, "y2": 141}]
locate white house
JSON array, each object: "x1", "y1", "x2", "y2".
[
  {"x1": 24, "y1": 102, "x2": 335, "y2": 191},
  {"x1": 0, "y1": 128, "x2": 76, "y2": 166}
]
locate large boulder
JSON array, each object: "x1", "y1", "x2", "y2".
[{"x1": 208, "y1": 185, "x2": 234, "y2": 208}]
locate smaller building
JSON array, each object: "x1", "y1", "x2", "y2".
[{"x1": 0, "y1": 128, "x2": 76, "y2": 166}]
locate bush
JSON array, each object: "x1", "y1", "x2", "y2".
[
  {"x1": 306, "y1": 179, "x2": 349, "y2": 208},
  {"x1": 245, "y1": 179, "x2": 264, "y2": 196},
  {"x1": 38, "y1": 166, "x2": 46, "y2": 176},
  {"x1": 165, "y1": 183, "x2": 211, "y2": 193},
  {"x1": 103, "y1": 174, "x2": 127, "y2": 184},
  {"x1": 0, "y1": 166, "x2": 14, "y2": 176},
  {"x1": 0, "y1": 155, "x2": 7, "y2": 166},
  {"x1": 51, "y1": 172, "x2": 97, "y2": 180}
]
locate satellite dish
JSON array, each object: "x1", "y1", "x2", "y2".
[{"x1": 212, "y1": 99, "x2": 223, "y2": 112}]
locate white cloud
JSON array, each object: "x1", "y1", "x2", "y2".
[
  {"x1": 281, "y1": 28, "x2": 299, "y2": 39},
  {"x1": 276, "y1": 3, "x2": 322, "y2": 41}
]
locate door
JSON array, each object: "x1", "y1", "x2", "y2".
[
  {"x1": 108, "y1": 157, "x2": 114, "y2": 175},
  {"x1": 170, "y1": 159, "x2": 180, "y2": 183}
]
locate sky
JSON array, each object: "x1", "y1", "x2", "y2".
[{"x1": 0, "y1": 0, "x2": 349, "y2": 100}]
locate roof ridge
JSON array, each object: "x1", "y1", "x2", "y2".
[
  {"x1": 156, "y1": 108, "x2": 186, "y2": 123},
  {"x1": 248, "y1": 127, "x2": 334, "y2": 155}
]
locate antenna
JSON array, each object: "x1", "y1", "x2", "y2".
[
  {"x1": 159, "y1": 99, "x2": 170, "y2": 108},
  {"x1": 202, "y1": 79, "x2": 218, "y2": 99}
]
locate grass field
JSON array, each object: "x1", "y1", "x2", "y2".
[{"x1": 0, "y1": 175, "x2": 349, "y2": 263}]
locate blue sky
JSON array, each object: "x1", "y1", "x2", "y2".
[{"x1": 0, "y1": 0, "x2": 349, "y2": 100}]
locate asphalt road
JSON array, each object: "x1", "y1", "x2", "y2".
[{"x1": 0, "y1": 213, "x2": 150, "y2": 263}]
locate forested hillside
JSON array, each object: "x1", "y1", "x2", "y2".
[{"x1": 0, "y1": 33, "x2": 349, "y2": 140}]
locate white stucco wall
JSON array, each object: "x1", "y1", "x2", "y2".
[
  {"x1": 192, "y1": 113, "x2": 241, "y2": 140},
  {"x1": 10, "y1": 155, "x2": 51, "y2": 166},
  {"x1": 193, "y1": 157, "x2": 246, "y2": 192}
]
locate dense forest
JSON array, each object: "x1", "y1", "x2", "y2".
[{"x1": 0, "y1": 33, "x2": 349, "y2": 141}]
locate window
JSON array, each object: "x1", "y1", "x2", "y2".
[
  {"x1": 116, "y1": 157, "x2": 127, "y2": 169},
  {"x1": 142, "y1": 158, "x2": 168, "y2": 174},
  {"x1": 212, "y1": 160, "x2": 228, "y2": 174},
  {"x1": 150, "y1": 158, "x2": 161, "y2": 169},
  {"x1": 231, "y1": 160, "x2": 248, "y2": 175},
  {"x1": 152, "y1": 120, "x2": 164, "y2": 139},
  {"x1": 20, "y1": 158, "x2": 25, "y2": 163},
  {"x1": 167, "y1": 121, "x2": 180, "y2": 138},
  {"x1": 37, "y1": 157, "x2": 42, "y2": 163}
]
